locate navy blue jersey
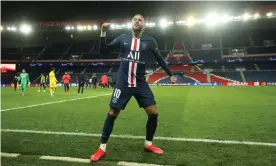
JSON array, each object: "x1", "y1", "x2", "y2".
[{"x1": 100, "y1": 34, "x2": 173, "y2": 87}]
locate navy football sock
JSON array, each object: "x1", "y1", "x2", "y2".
[
  {"x1": 146, "y1": 113, "x2": 158, "y2": 141},
  {"x1": 101, "y1": 113, "x2": 117, "y2": 144}
]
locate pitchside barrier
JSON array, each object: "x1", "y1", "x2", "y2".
[
  {"x1": 149, "y1": 82, "x2": 274, "y2": 86},
  {"x1": 2, "y1": 82, "x2": 276, "y2": 87}
]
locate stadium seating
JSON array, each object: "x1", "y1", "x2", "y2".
[
  {"x1": 157, "y1": 75, "x2": 195, "y2": 83},
  {"x1": 258, "y1": 63, "x2": 276, "y2": 70},
  {"x1": 247, "y1": 46, "x2": 276, "y2": 54},
  {"x1": 189, "y1": 50, "x2": 221, "y2": 61},
  {"x1": 85, "y1": 67, "x2": 110, "y2": 73},
  {"x1": 37, "y1": 44, "x2": 70, "y2": 60},
  {"x1": 224, "y1": 63, "x2": 257, "y2": 71},
  {"x1": 110, "y1": 66, "x2": 119, "y2": 73},
  {"x1": 222, "y1": 31, "x2": 250, "y2": 47},
  {"x1": 2, "y1": 47, "x2": 21, "y2": 54},
  {"x1": 69, "y1": 41, "x2": 95, "y2": 54},
  {"x1": 148, "y1": 73, "x2": 168, "y2": 83},
  {"x1": 22, "y1": 46, "x2": 44, "y2": 54},
  {"x1": 198, "y1": 64, "x2": 222, "y2": 70},
  {"x1": 211, "y1": 71, "x2": 243, "y2": 81},
  {"x1": 244, "y1": 71, "x2": 276, "y2": 82}
]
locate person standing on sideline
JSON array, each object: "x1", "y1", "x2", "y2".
[
  {"x1": 13, "y1": 76, "x2": 19, "y2": 91},
  {"x1": 78, "y1": 74, "x2": 85, "y2": 94},
  {"x1": 49, "y1": 67, "x2": 58, "y2": 97},
  {"x1": 100, "y1": 74, "x2": 109, "y2": 90},
  {"x1": 92, "y1": 75, "x2": 97, "y2": 90},
  {"x1": 62, "y1": 72, "x2": 71, "y2": 93},
  {"x1": 38, "y1": 73, "x2": 46, "y2": 92}
]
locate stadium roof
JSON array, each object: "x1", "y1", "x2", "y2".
[{"x1": 2, "y1": 1, "x2": 275, "y2": 22}]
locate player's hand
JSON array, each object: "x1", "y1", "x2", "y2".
[
  {"x1": 102, "y1": 22, "x2": 111, "y2": 32},
  {"x1": 170, "y1": 76, "x2": 177, "y2": 84}
]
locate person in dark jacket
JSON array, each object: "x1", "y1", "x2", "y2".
[
  {"x1": 78, "y1": 74, "x2": 85, "y2": 93},
  {"x1": 92, "y1": 75, "x2": 97, "y2": 90},
  {"x1": 13, "y1": 76, "x2": 19, "y2": 91}
]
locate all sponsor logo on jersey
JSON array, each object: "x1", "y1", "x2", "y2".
[{"x1": 127, "y1": 51, "x2": 140, "y2": 60}]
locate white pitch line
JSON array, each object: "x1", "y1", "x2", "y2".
[
  {"x1": 1, "y1": 129, "x2": 276, "y2": 147},
  {"x1": 1, "y1": 152, "x2": 20, "y2": 157},
  {"x1": 39, "y1": 155, "x2": 90, "y2": 163},
  {"x1": 1, "y1": 152, "x2": 173, "y2": 165},
  {"x1": 118, "y1": 161, "x2": 174, "y2": 166},
  {"x1": 1, "y1": 93, "x2": 111, "y2": 112}
]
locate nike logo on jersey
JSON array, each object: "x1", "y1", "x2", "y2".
[{"x1": 127, "y1": 51, "x2": 140, "y2": 60}]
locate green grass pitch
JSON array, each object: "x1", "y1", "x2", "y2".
[{"x1": 1, "y1": 86, "x2": 276, "y2": 166}]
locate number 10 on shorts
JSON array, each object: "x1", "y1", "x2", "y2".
[{"x1": 113, "y1": 88, "x2": 121, "y2": 99}]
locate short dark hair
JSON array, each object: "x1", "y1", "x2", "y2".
[
  {"x1": 133, "y1": 14, "x2": 145, "y2": 21},
  {"x1": 51, "y1": 67, "x2": 55, "y2": 71}
]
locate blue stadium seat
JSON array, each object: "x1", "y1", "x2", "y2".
[{"x1": 244, "y1": 71, "x2": 276, "y2": 82}]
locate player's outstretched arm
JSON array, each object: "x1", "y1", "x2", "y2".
[
  {"x1": 100, "y1": 22, "x2": 121, "y2": 55},
  {"x1": 150, "y1": 38, "x2": 177, "y2": 83}
]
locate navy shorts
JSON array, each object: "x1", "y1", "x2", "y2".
[{"x1": 109, "y1": 82, "x2": 156, "y2": 110}]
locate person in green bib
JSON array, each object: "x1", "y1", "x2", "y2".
[{"x1": 18, "y1": 69, "x2": 31, "y2": 96}]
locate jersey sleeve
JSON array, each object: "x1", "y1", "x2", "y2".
[
  {"x1": 150, "y1": 38, "x2": 174, "y2": 77},
  {"x1": 100, "y1": 34, "x2": 122, "y2": 54}
]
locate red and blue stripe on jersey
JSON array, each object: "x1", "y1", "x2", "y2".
[{"x1": 100, "y1": 34, "x2": 173, "y2": 88}]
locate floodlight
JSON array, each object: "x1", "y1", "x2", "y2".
[
  {"x1": 110, "y1": 24, "x2": 115, "y2": 29},
  {"x1": 159, "y1": 18, "x2": 168, "y2": 28},
  {"x1": 266, "y1": 12, "x2": 273, "y2": 17},
  {"x1": 93, "y1": 25, "x2": 98, "y2": 30},
  {"x1": 20, "y1": 24, "x2": 32, "y2": 34},
  {"x1": 243, "y1": 13, "x2": 252, "y2": 21},
  {"x1": 253, "y1": 13, "x2": 260, "y2": 19},
  {"x1": 220, "y1": 14, "x2": 230, "y2": 23},
  {"x1": 176, "y1": 20, "x2": 186, "y2": 25},
  {"x1": 65, "y1": 26, "x2": 71, "y2": 30},
  {"x1": 11, "y1": 26, "x2": 17, "y2": 31},
  {"x1": 87, "y1": 25, "x2": 92, "y2": 30},
  {"x1": 205, "y1": 13, "x2": 219, "y2": 26},
  {"x1": 145, "y1": 22, "x2": 156, "y2": 27},
  {"x1": 77, "y1": 25, "x2": 84, "y2": 31},
  {"x1": 187, "y1": 17, "x2": 195, "y2": 26},
  {"x1": 127, "y1": 23, "x2": 132, "y2": 29},
  {"x1": 0, "y1": 26, "x2": 3, "y2": 31}
]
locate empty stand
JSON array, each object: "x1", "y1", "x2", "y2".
[
  {"x1": 244, "y1": 71, "x2": 276, "y2": 82},
  {"x1": 157, "y1": 75, "x2": 195, "y2": 83},
  {"x1": 258, "y1": 63, "x2": 276, "y2": 70},
  {"x1": 211, "y1": 71, "x2": 242, "y2": 81},
  {"x1": 189, "y1": 50, "x2": 221, "y2": 61}
]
